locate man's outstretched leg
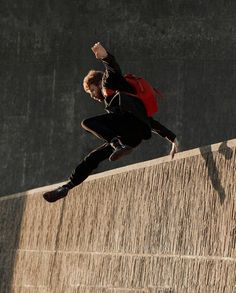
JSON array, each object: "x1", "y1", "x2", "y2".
[
  {"x1": 43, "y1": 143, "x2": 113, "y2": 203},
  {"x1": 43, "y1": 113, "x2": 150, "y2": 203}
]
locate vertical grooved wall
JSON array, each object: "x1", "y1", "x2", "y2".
[{"x1": 1, "y1": 139, "x2": 236, "y2": 292}]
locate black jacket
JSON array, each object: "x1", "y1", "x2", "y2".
[
  {"x1": 101, "y1": 53, "x2": 151, "y2": 128},
  {"x1": 100, "y1": 53, "x2": 176, "y2": 142}
]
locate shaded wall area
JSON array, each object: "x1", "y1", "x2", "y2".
[
  {"x1": 1, "y1": 0, "x2": 236, "y2": 195},
  {"x1": 1, "y1": 138, "x2": 236, "y2": 292},
  {"x1": 0, "y1": 196, "x2": 26, "y2": 293}
]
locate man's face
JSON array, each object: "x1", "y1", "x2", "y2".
[{"x1": 88, "y1": 83, "x2": 104, "y2": 102}]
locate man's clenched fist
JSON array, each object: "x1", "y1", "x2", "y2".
[{"x1": 91, "y1": 42, "x2": 108, "y2": 59}]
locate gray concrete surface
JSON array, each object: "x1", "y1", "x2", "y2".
[
  {"x1": 1, "y1": 138, "x2": 236, "y2": 292},
  {"x1": 1, "y1": 0, "x2": 236, "y2": 195}
]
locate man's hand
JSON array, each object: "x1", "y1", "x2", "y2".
[
  {"x1": 91, "y1": 42, "x2": 108, "y2": 59},
  {"x1": 170, "y1": 138, "x2": 179, "y2": 159}
]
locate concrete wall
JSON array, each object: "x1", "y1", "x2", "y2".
[
  {"x1": 1, "y1": 138, "x2": 236, "y2": 292},
  {"x1": 1, "y1": 0, "x2": 236, "y2": 196}
]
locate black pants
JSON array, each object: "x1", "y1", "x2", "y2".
[
  {"x1": 69, "y1": 112, "x2": 151, "y2": 186},
  {"x1": 81, "y1": 112, "x2": 151, "y2": 146},
  {"x1": 69, "y1": 142, "x2": 113, "y2": 186},
  {"x1": 69, "y1": 113, "x2": 176, "y2": 187}
]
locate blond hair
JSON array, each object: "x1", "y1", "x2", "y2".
[{"x1": 83, "y1": 70, "x2": 103, "y2": 92}]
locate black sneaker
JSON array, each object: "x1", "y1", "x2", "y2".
[
  {"x1": 43, "y1": 186, "x2": 69, "y2": 203},
  {"x1": 109, "y1": 137, "x2": 133, "y2": 161}
]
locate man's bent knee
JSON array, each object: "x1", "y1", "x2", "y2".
[{"x1": 81, "y1": 118, "x2": 94, "y2": 130}]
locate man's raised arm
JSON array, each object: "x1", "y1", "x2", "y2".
[
  {"x1": 91, "y1": 42, "x2": 122, "y2": 74},
  {"x1": 91, "y1": 42, "x2": 134, "y2": 93}
]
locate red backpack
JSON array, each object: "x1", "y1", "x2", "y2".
[
  {"x1": 102, "y1": 74, "x2": 164, "y2": 117},
  {"x1": 124, "y1": 74, "x2": 164, "y2": 117}
]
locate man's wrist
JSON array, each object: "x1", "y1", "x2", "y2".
[{"x1": 100, "y1": 52, "x2": 109, "y2": 60}]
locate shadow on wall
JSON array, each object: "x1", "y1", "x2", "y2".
[
  {"x1": 0, "y1": 196, "x2": 26, "y2": 292},
  {"x1": 199, "y1": 141, "x2": 233, "y2": 205}
]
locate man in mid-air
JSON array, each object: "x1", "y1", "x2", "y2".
[{"x1": 43, "y1": 42, "x2": 178, "y2": 203}]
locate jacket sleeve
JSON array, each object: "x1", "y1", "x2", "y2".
[
  {"x1": 101, "y1": 53, "x2": 135, "y2": 94},
  {"x1": 150, "y1": 118, "x2": 176, "y2": 142}
]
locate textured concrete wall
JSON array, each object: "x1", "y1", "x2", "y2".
[
  {"x1": 1, "y1": 0, "x2": 236, "y2": 197},
  {"x1": 1, "y1": 138, "x2": 236, "y2": 292}
]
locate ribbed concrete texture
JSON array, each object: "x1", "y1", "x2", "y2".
[{"x1": 1, "y1": 139, "x2": 236, "y2": 293}]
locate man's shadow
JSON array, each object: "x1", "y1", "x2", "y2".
[{"x1": 199, "y1": 141, "x2": 233, "y2": 205}]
